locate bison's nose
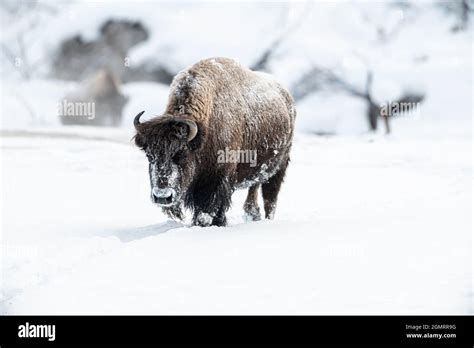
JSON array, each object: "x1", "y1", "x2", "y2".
[{"x1": 152, "y1": 187, "x2": 175, "y2": 206}]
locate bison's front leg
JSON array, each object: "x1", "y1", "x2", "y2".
[{"x1": 190, "y1": 176, "x2": 232, "y2": 227}]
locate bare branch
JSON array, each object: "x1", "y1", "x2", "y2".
[{"x1": 251, "y1": 1, "x2": 313, "y2": 71}]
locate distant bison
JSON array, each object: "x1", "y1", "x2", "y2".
[{"x1": 134, "y1": 57, "x2": 296, "y2": 226}]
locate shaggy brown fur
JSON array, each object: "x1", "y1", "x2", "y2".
[{"x1": 134, "y1": 57, "x2": 296, "y2": 226}]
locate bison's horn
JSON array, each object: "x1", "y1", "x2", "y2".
[
  {"x1": 176, "y1": 119, "x2": 198, "y2": 142},
  {"x1": 134, "y1": 111, "x2": 145, "y2": 130}
]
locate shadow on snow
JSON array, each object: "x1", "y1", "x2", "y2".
[{"x1": 112, "y1": 220, "x2": 185, "y2": 242}]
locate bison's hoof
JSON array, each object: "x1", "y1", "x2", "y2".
[
  {"x1": 244, "y1": 204, "x2": 261, "y2": 222},
  {"x1": 194, "y1": 212, "x2": 213, "y2": 227},
  {"x1": 247, "y1": 214, "x2": 262, "y2": 222},
  {"x1": 193, "y1": 211, "x2": 227, "y2": 227}
]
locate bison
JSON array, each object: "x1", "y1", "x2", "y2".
[{"x1": 133, "y1": 57, "x2": 296, "y2": 226}]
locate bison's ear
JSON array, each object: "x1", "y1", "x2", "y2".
[
  {"x1": 133, "y1": 133, "x2": 147, "y2": 149},
  {"x1": 172, "y1": 123, "x2": 191, "y2": 141}
]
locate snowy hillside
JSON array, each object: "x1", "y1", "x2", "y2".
[{"x1": 1, "y1": 1, "x2": 471, "y2": 134}]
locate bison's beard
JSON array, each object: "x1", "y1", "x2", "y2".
[{"x1": 161, "y1": 204, "x2": 184, "y2": 221}]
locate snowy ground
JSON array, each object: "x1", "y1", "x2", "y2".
[
  {"x1": 0, "y1": 0, "x2": 471, "y2": 316},
  {"x1": 1, "y1": 122, "x2": 471, "y2": 314}
]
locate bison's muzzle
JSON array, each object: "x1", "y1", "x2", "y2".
[{"x1": 151, "y1": 187, "x2": 176, "y2": 206}]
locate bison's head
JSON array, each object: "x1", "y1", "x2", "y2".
[{"x1": 133, "y1": 111, "x2": 203, "y2": 214}]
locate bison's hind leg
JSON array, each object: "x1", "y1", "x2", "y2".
[
  {"x1": 261, "y1": 157, "x2": 289, "y2": 220},
  {"x1": 243, "y1": 184, "x2": 261, "y2": 221}
]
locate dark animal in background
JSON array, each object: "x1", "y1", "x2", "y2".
[
  {"x1": 134, "y1": 57, "x2": 296, "y2": 226},
  {"x1": 59, "y1": 69, "x2": 128, "y2": 127}
]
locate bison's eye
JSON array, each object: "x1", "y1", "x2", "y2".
[
  {"x1": 172, "y1": 151, "x2": 186, "y2": 164},
  {"x1": 146, "y1": 152, "x2": 154, "y2": 162}
]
